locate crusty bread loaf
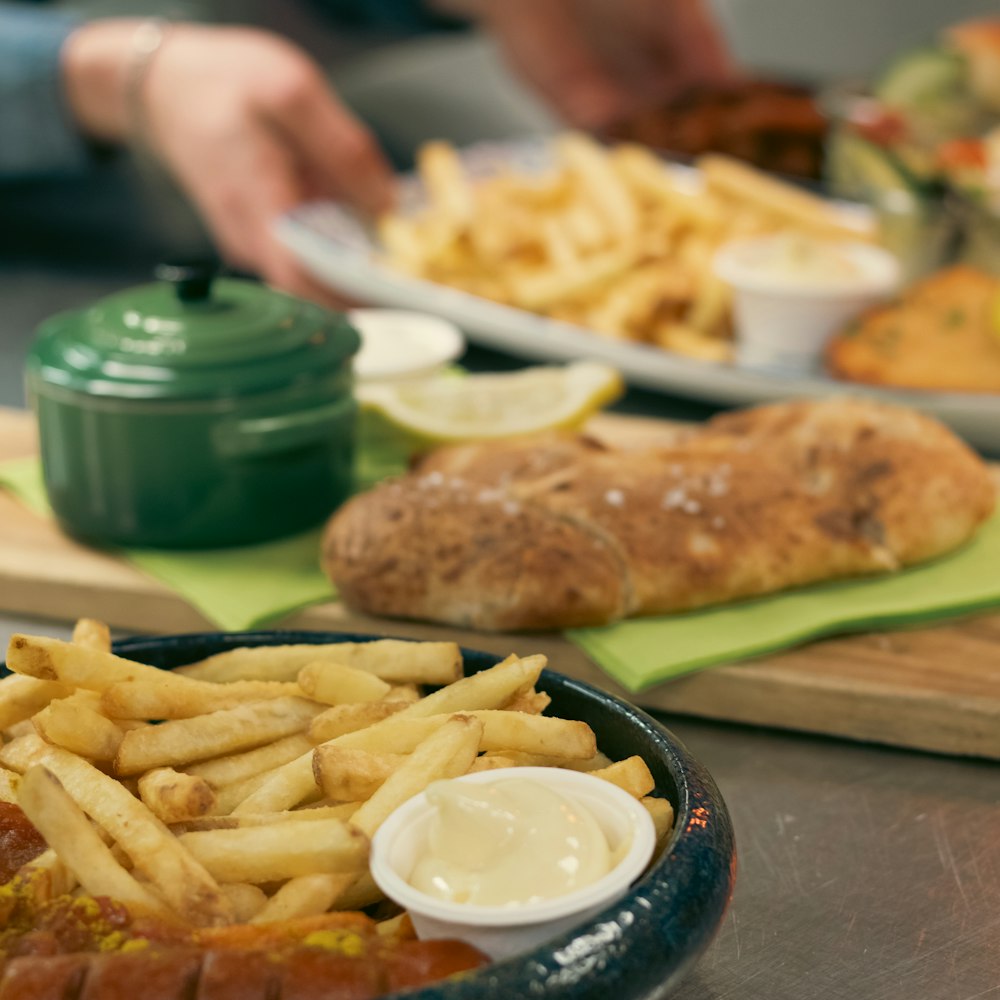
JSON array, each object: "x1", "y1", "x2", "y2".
[{"x1": 322, "y1": 399, "x2": 996, "y2": 631}]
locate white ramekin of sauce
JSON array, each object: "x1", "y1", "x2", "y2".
[
  {"x1": 348, "y1": 309, "x2": 465, "y2": 383},
  {"x1": 369, "y1": 767, "x2": 658, "y2": 960},
  {"x1": 713, "y1": 233, "x2": 901, "y2": 375}
]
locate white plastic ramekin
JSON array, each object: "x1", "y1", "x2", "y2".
[
  {"x1": 348, "y1": 309, "x2": 465, "y2": 382},
  {"x1": 713, "y1": 235, "x2": 901, "y2": 376},
  {"x1": 369, "y1": 767, "x2": 658, "y2": 961}
]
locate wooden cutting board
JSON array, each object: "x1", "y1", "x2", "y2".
[{"x1": 2, "y1": 406, "x2": 999, "y2": 759}]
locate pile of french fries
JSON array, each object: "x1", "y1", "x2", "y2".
[
  {"x1": 0, "y1": 620, "x2": 673, "y2": 932},
  {"x1": 378, "y1": 133, "x2": 874, "y2": 362}
]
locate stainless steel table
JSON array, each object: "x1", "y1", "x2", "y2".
[{"x1": 1, "y1": 251, "x2": 997, "y2": 1000}]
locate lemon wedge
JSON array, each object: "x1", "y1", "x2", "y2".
[{"x1": 356, "y1": 361, "x2": 624, "y2": 446}]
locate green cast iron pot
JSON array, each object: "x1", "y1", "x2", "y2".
[{"x1": 25, "y1": 265, "x2": 361, "y2": 549}]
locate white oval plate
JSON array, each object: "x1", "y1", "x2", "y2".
[{"x1": 275, "y1": 138, "x2": 1000, "y2": 456}]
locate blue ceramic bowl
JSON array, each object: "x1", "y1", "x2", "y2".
[{"x1": 112, "y1": 629, "x2": 736, "y2": 1000}]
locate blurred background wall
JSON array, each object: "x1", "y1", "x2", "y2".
[{"x1": 710, "y1": 0, "x2": 1000, "y2": 83}]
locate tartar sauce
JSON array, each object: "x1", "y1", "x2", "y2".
[
  {"x1": 408, "y1": 777, "x2": 620, "y2": 906},
  {"x1": 743, "y1": 233, "x2": 865, "y2": 286}
]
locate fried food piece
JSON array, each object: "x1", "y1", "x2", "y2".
[{"x1": 827, "y1": 266, "x2": 1000, "y2": 392}]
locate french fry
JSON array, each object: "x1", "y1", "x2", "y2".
[
  {"x1": 468, "y1": 754, "x2": 519, "y2": 773},
  {"x1": 699, "y1": 153, "x2": 873, "y2": 241},
  {"x1": 653, "y1": 323, "x2": 733, "y2": 363},
  {"x1": 299, "y1": 638, "x2": 464, "y2": 685},
  {"x1": 212, "y1": 767, "x2": 304, "y2": 817},
  {"x1": 0, "y1": 766, "x2": 20, "y2": 803},
  {"x1": 177, "y1": 640, "x2": 462, "y2": 686},
  {"x1": 22, "y1": 847, "x2": 77, "y2": 897},
  {"x1": 184, "y1": 733, "x2": 314, "y2": 788},
  {"x1": 0, "y1": 733, "x2": 51, "y2": 773},
  {"x1": 71, "y1": 618, "x2": 112, "y2": 652},
  {"x1": 501, "y1": 689, "x2": 552, "y2": 715},
  {"x1": 479, "y1": 749, "x2": 612, "y2": 771},
  {"x1": 308, "y1": 701, "x2": 408, "y2": 743},
  {"x1": 508, "y1": 242, "x2": 641, "y2": 312},
  {"x1": 312, "y1": 748, "x2": 406, "y2": 803},
  {"x1": 250, "y1": 873, "x2": 356, "y2": 924},
  {"x1": 17, "y1": 765, "x2": 174, "y2": 920},
  {"x1": 115, "y1": 697, "x2": 323, "y2": 776},
  {"x1": 350, "y1": 714, "x2": 484, "y2": 839},
  {"x1": 641, "y1": 795, "x2": 675, "y2": 845},
  {"x1": 336, "y1": 710, "x2": 595, "y2": 759},
  {"x1": 2, "y1": 720, "x2": 38, "y2": 740},
  {"x1": 382, "y1": 684, "x2": 421, "y2": 705},
  {"x1": 418, "y1": 141, "x2": 474, "y2": 226},
  {"x1": 296, "y1": 661, "x2": 392, "y2": 706},
  {"x1": 7, "y1": 634, "x2": 183, "y2": 690},
  {"x1": 684, "y1": 274, "x2": 732, "y2": 335},
  {"x1": 588, "y1": 755, "x2": 656, "y2": 799},
  {"x1": 32, "y1": 699, "x2": 123, "y2": 761},
  {"x1": 101, "y1": 679, "x2": 303, "y2": 720},
  {"x1": 177, "y1": 818, "x2": 368, "y2": 884},
  {"x1": 219, "y1": 882, "x2": 269, "y2": 923},
  {"x1": 138, "y1": 768, "x2": 217, "y2": 824},
  {"x1": 378, "y1": 214, "x2": 432, "y2": 274},
  {"x1": 398, "y1": 654, "x2": 545, "y2": 718},
  {"x1": 613, "y1": 144, "x2": 727, "y2": 230},
  {"x1": 20, "y1": 748, "x2": 231, "y2": 925},
  {"x1": 329, "y1": 871, "x2": 384, "y2": 911},
  {"x1": 0, "y1": 675, "x2": 71, "y2": 731},
  {"x1": 557, "y1": 132, "x2": 639, "y2": 239},
  {"x1": 178, "y1": 804, "x2": 360, "y2": 832},
  {"x1": 375, "y1": 912, "x2": 414, "y2": 940},
  {"x1": 178, "y1": 803, "x2": 361, "y2": 832}
]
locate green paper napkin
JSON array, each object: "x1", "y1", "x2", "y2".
[
  {"x1": 567, "y1": 512, "x2": 1000, "y2": 692},
  {"x1": 0, "y1": 457, "x2": 336, "y2": 632}
]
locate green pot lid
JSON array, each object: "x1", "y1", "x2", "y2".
[{"x1": 27, "y1": 264, "x2": 361, "y2": 400}]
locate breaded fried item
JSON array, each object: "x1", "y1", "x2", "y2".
[
  {"x1": 826, "y1": 266, "x2": 1000, "y2": 392},
  {"x1": 322, "y1": 399, "x2": 995, "y2": 631}
]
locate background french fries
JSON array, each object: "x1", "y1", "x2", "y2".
[
  {"x1": 376, "y1": 133, "x2": 874, "y2": 362},
  {"x1": 1, "y1": 624, "x2": 672, "y2": 935}
]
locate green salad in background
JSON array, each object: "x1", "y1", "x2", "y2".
[{"x1": 824, "y1": 19, "x2": 1000, "y2": 279}]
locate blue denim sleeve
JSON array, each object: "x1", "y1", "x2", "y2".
[{"x1": 0, "y1": 3, "x2": 93, "y2": 179}]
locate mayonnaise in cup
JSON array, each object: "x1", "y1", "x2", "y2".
[
  {"x1": 370, "y1": 768, "x2": 657, "y2": 960},
  {"x1": 713, "y1": 233, "x2": 901, "y2": 375}
]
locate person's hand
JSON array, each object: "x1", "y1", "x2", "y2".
[
  {"x1": 436, "y1": 0, "x2": 736, "y2": 129},
  {"x1": 62, "y1": 21, "x2": 394, "y2": 302}
]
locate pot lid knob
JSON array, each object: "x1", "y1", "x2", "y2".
[{"x1": 155, "y1": 260, "x2": 219, "y2": 304}]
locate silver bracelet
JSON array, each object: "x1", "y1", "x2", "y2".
[{"x1": 124, "y1": 17, "x2": 170, "y2": 153}]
